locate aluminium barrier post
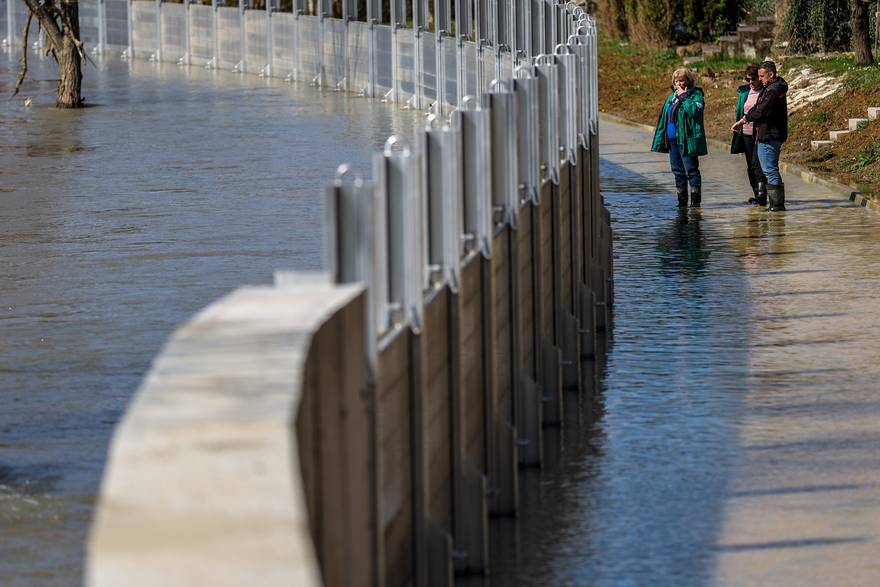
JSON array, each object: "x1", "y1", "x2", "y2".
[
  {"x1": 513, "y1": 65, "x2": 540, "y2": 206},
  {"x1": 487, "y1": 79, "x2": 519, "y2": 229},
  {"x1": 183, "y1": 0, "x2": 190, "y2": 64},
  {"x1": 554, "y1": 43, "x2": 577, "y2": 165},
  {"x1": 420, "y1": 114, "x2": 462, "y2": 293},
  {"x1": 534, "y1": 54, "x2": 560, "y2": 184},
  {"x1": 453, "y1": 96, "x2": 493, "y2": 258},
  {"x1": 326, "y1": 165, "x2": 379, "y2": 365},
  {"x1": 237, "y1": 0, "x2": 245, "y2": 71},
  {"x1": 155, "y1": 0, "x2": 162, "y2": 61},
  {"x1": 265, "y1": 0, "x2": 272, "y2": 77},
  {"x1": 98, "y1": 0, "x2": 106, "y2": 55},
  {"x1": 373, "y1": 136, "x2": 424, "y2": 332}
]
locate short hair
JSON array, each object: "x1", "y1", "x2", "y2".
[
  {"x1": 671, "y1": 68, "x2": 696, "y2": 86},
  {"x1": 759, "y1": 60, "x2": 777, "y2": 74},
  {"x1": 745, "y1": 64, "x2": 760, "y2": 79}
]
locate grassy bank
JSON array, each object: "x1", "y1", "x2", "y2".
[{"x1": 598, "y1": 40, "x2": 880, "y2": 196}]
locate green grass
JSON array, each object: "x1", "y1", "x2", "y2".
[
  {"x1": 808, "y1": 112, "x2": 831, "y2": 123},
  {"x1": 848, "y1": 142, "x2": 880, "y2": 172}
]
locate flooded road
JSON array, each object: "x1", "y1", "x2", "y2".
[
  {"x1": 0, "y1": 50, "x2": 418, "y2": 585},
  {"x1": 483, "y1": 119, "x2": 880, "y2": 586}
]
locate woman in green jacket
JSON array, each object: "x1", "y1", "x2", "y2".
[
  {"x1": 730, "y1": 64, "x2": 767, "y2": 205},
  {"x1": 651, "y1": 68, "x2": 708, "y2": 208}
]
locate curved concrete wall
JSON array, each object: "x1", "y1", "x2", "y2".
[{"x1": 85, "y1": 1, "x2": 612, "y2": 586}]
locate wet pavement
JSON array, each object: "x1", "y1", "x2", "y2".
[{"x1": 483, "y1": 118, "x2": 880, "y2": 586}]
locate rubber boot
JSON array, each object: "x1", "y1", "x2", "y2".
[
  {"x1": 690, "y1": 185, "x2": 701, "y2": 208},
  {"x1": 768, "y1": 183, "x2": 785, "y2": 211},
  {"x1": 754, "y1": 181, "x2": 768, "y2": 207},
  {"x1": 747, "y1": 180, "x2": 759, "y2": 204},
  {"x1": 677, "y1": 186, "x2": 688, "y2": 208}
]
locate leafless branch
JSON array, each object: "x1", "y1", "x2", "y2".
[{"x1": 12, "y1": 11, "x2": 33, "y2": 98}]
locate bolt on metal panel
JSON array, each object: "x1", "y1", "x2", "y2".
[
  {"x1": 534, "y1": 55, "x2": 560, "y2": 184},
  {"x1": 453, "y1": 97, "x2": 493, "y2": 258}
]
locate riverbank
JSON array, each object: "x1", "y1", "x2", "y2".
[{"x1": 598, "y1": 39, "x2": 880, "y2": 199}]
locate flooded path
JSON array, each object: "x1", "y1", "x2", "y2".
[
  {"x1": 483, "y1": 118, "x2": 880, "y2": 586},
  {"x1": 0, "y1": 51, "x2": 418, "y2": 585}
]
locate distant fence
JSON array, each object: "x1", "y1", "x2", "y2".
[{"x1": 58, "y1": 0, "x2": 617, "y2": 585}]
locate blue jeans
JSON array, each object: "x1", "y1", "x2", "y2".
[
  {"x1": 668, "y1": 139, "x2": 701, "y2": 189},
  {"x1": 757, "y1": 139, "x2": 782, "y2": 186}
]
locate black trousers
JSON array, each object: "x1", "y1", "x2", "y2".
[{"x1": 741, "y1": 133, "x2": 767, "y2": 194}]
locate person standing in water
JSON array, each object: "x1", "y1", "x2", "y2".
[{"x1": 731, "y1": 64, "x2": 768, "y2": 206}]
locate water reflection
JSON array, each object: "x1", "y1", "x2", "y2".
[{"x1": 657, "y1": 210, "x2": 710, "y2": 278}]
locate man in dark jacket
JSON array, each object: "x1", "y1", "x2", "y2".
[{"x1": 732, "y1": 61, "x2": 788, "y2": 211}]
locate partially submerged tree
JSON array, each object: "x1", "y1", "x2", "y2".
[
  {"x1": 850, "y1": 0, "x2": 874, "y2": 65},
  {"x1": 13, "y1": 0, "x2": 85, "y2": 108}
]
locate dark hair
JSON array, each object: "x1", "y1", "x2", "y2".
[
  {"x1": 759, "y1": 61, "x2": 777, "y2": 74},
  {"x1": 745, "y1": 64, "x2": 760, "y2": 79}
]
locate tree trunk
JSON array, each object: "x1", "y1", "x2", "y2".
[
  {"x1": 56, "y1": 37, "x2": 84, "y2": 108},
  {"x1": 56, "y1": 0, "x2": 84, "y2": 108},
  {"x1": 851, "y1": 0, "x2": 874, "y2": 65}
]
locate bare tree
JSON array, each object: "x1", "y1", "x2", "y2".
[
  {"x1": 850, "y1": 0, "x2": 874, "y2": 65},
  {"x1": 13, "y1": 0, "x2": 85, "y2": 108}
]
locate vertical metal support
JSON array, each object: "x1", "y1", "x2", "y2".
[
  {"x1": 373, "y1": 136, "x2": 424, "y2": 332},
  {"x1": 326, "y1": 166, "x2": 379, "y2": 365},
  {"x1": 420, "y1": 115, "x2": 462, "y2": 292},
  {"x1": 266, "y1": 0, "x2": 273, "y2": 76},
  {"x1": 6, "y1": 0, "x2": 14, "y2": 47},
  {"x1": 453, "y1": 97, "x2": 492, "y2": 258},
  {"x1": 98, "y1": 0, "x2": 106, "y2": 55},
  {"x1": 534, "y1": 55, "x2": 560, "y2": 184},
  {"x1": 125, "y1": 0, "x2": 134, "y2": 58},
  {"x1": 554, "y1": 44, "x2": 577, "y2": 164},
  {"x1": 238, "y1": 0, "x2": 246, "y2": 71},
  {"x1": 209, "y1": 0, "x2": 217, "y2": 68},
  {"x1": 183, "y1": 0, "x2": 191, "y2": 65},
  {"x1": 155, "y1": 0, "x2": 162, "y2": 61},
  {"x1": 391, "y1": 0, "x2": 400, "y2": 103},
  {"x1": 513, "y1": 65, "x2": 539, "y2": 206},
  {"x1": 487, "y1": 80, "x2": 518, "y2": 229}
]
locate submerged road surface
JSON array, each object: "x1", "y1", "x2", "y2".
[{"x1": 483, "y1": 118, "x2": 880, "y2": 586}]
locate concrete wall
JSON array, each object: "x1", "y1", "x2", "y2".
[{"x1": 88, "y1": 141, "x2": 614, "y2": 586}]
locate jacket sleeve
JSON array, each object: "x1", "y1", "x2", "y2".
[
  {"x1": 680, "y1": 92, "x2": 704, "y2": 118},
  {"x1": 744, "y1": 85, "x2": 780, "y2": 123}
]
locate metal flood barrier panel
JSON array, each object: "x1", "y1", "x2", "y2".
[
  {"x1": 396, "y1": 28, "x2": 416, "y2": 102},
  {"x1": 78, "y1": 0, "x2": 102, "y2": 52},
  {"x1": 216, "y1": 6, "x2": 241, "y2": 70},
  {"x1": 347, "y1": 21, "x2": 371, "y2": 95},
  {"x1": 188, "y1": 4, "x2": 213, "y2": 67},
  {"x1": 271, "y1": 12, "x2": 295, "y2": 78},
  {"x1": 160, "y1": 2, "x2": 186, "y2": 64},
  {"x1": 324, "y1": 18, "x2": 346, "y2": 89},
  {"x1": 421, "y1": 32, "x2": 437, "y2": 104},
  {"x1": 244, "y1": 10, "x2": 268, "y2": 75},
  {"x1": 297, "y1": 15, "x2": 321, "y2": 84},
  {"x1": 105, "y1": 0, "x2": 129, "y2": 52},
  {"x1": 131, "y1": 0, "x2": 159, "y2": 58},
  {"x1": 374, "y1": 24, "x2": 393, "y2": 96}
]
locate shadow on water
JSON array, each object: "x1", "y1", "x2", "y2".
[{"x1": 468, "y1": 160, "x2": 754, "y2": 586}]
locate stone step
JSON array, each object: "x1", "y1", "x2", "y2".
[
  {"x1": 682, "y1": 55, "x2": 702, "y2": 65},
  {"x1": 811, "y1": 140, "x2": 834, "y2": 151},
  {"x1": 702, "y1": 45, "x2": 722, "y2": 60},
  {"x1": 737, "y1": 25, "x2": 759, "y2": 34},
  {"x1": 719, "y1": 35, "x2": 739, "y2": 43},
  {"x1": 829, "y1": 130, "x2": 851, "y2": 140},
  {"x1": 849, "y1": 118, "x2": 870, "y2": 131},
  {"x1": 867, "y1": 107, "x2": 880, "y2": 119}
]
